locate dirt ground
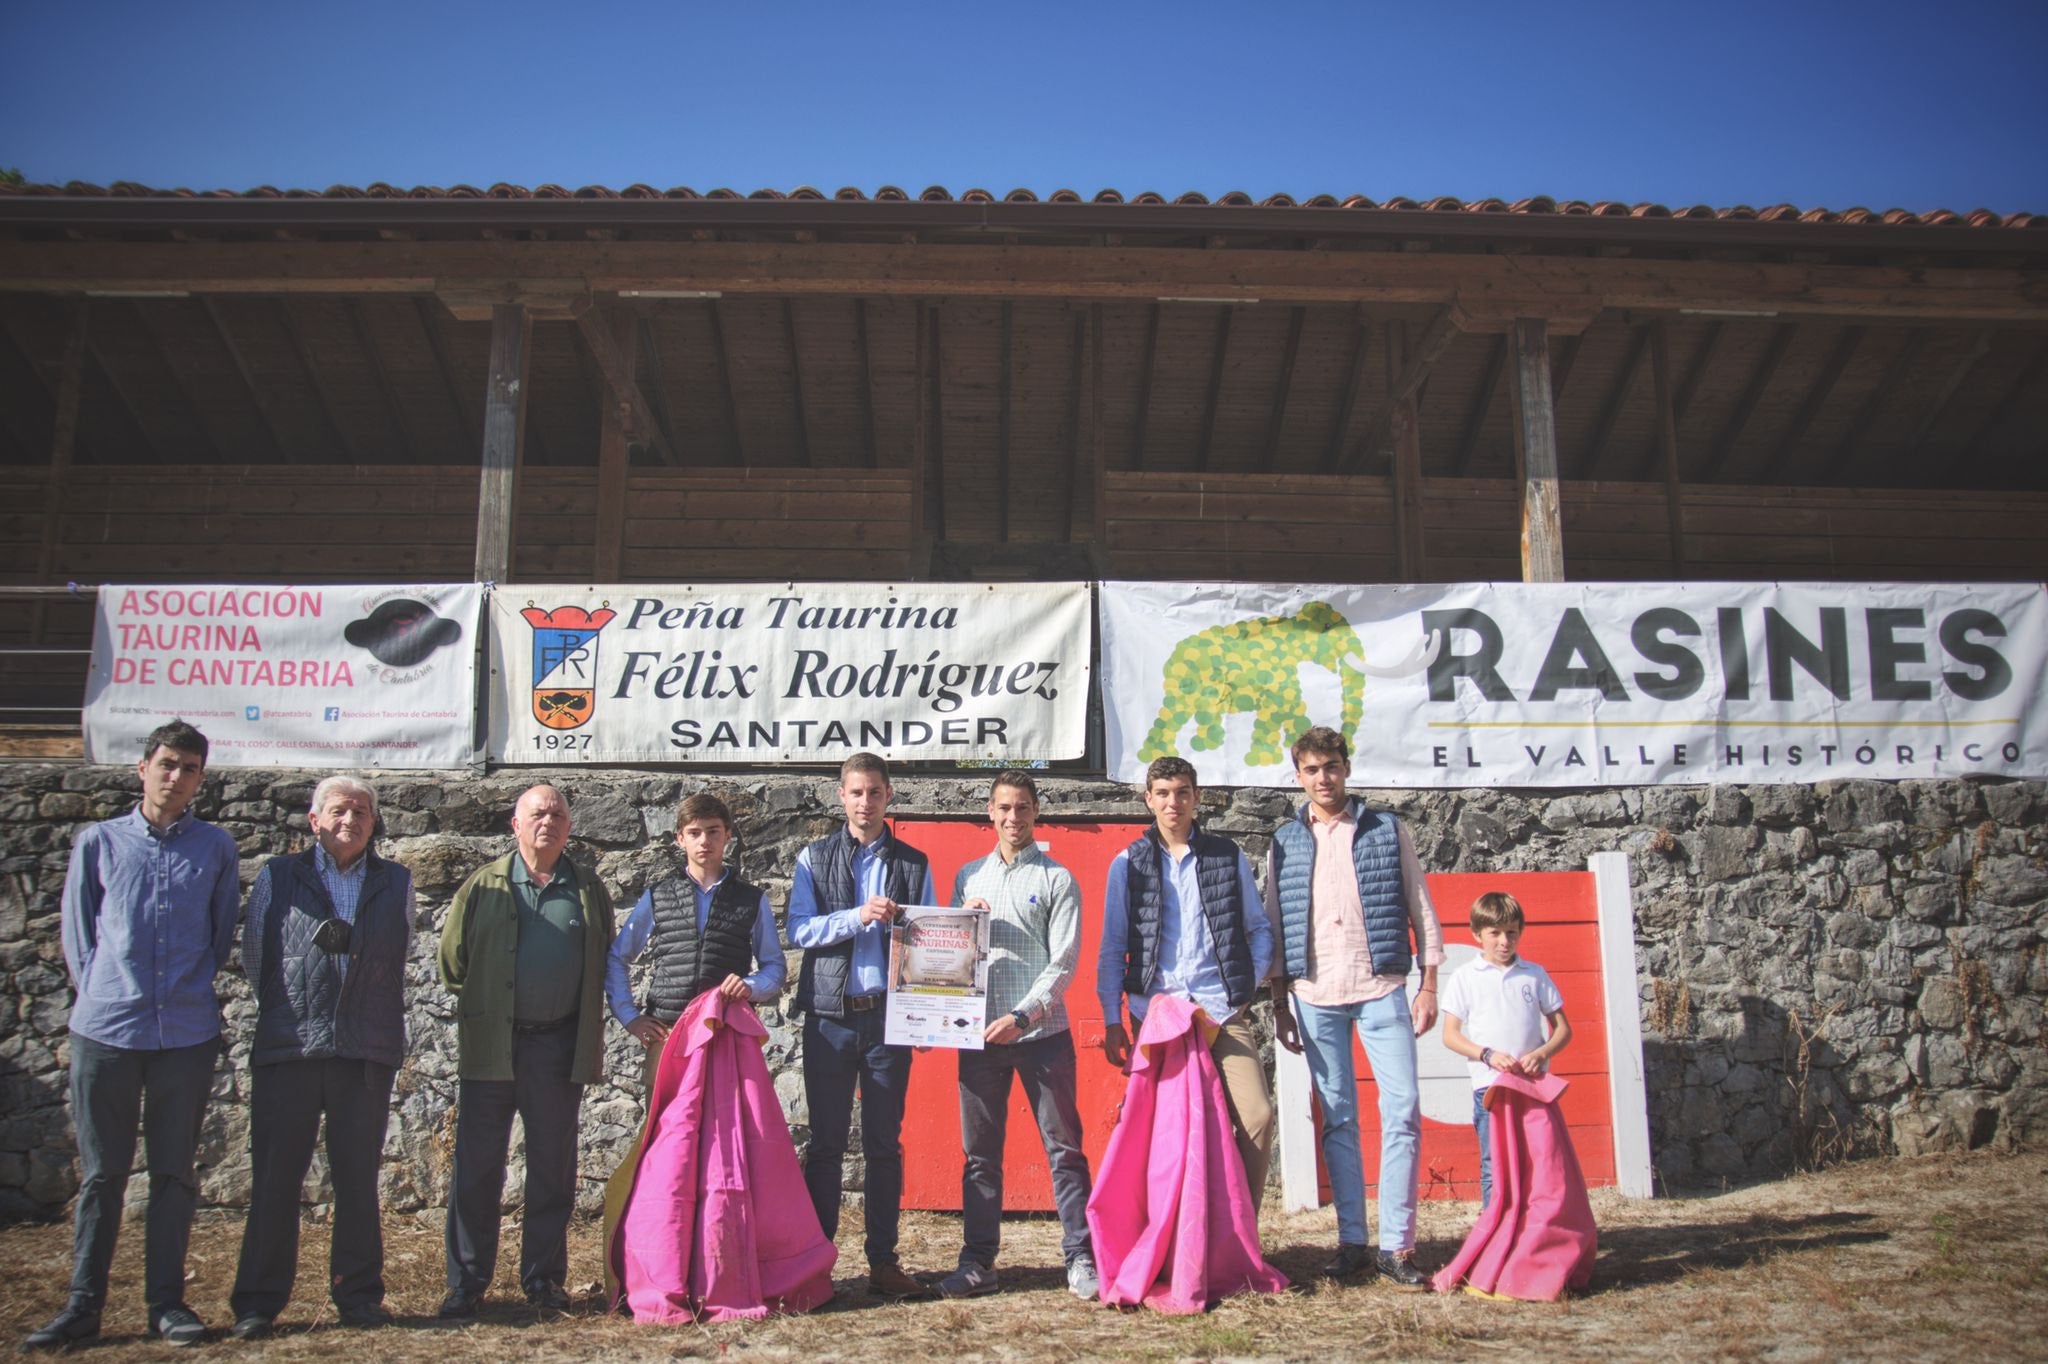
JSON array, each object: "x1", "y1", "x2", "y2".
[{"x1": 2, "y1": 1150, "x2": 2043, "y2": 1362}]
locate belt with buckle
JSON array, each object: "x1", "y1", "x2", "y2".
[
  {"x1": 513, "y1": 1014, "x2": 577, "y2": 1034},
  {"x1": 844, "y1": 993, "x2": 884, "y2": 1013}
]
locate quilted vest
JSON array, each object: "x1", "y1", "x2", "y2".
[
  {"x1": 643, "y1": 868, "x2": 762, "y2": 1024},
  {"x1": 1270, "y1": 799, "x2": 1413, "y2": 980},
  {"x1": 248, "y1": 848, "x2": 410, "y2": 1068},
  {"x1": 792, "y1": 827, "x2": 930, "y2": 1018},
  {"x1": 1119, "y1": 825, "x2": 1258, "y2": 1009}
]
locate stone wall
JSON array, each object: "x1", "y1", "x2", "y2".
[{"x1": 0, "y1": 765, "x2": 2040, "y2": 1222}]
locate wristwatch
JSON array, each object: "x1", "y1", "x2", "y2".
[{"x1": 1010, "y1": 1009, "x2": 1030, "y2": 1031}]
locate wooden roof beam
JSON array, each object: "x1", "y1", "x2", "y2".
[
  {"x1": 707, "y1": 299, "x2": 745, "y2": 466},
  {"x1": 1260, "y1": 305, "x2": 1306, "y2": 468},
  {"x1": 1908, "y1": 329, "x2": 1993, "y2": 456},
  {"x1": 196, "y1": 297, "x2": 295, "y2": 463},
  {"x1": 11, "y1": 240, "x2": 2042, "y2": 321},
  {"x1": 1765, "y1": 325, "x2": 1865, "y2": 478},
  {"x1": 854, "y1": 297, "x2": 878, "y2": 468},
  {"x1": 413, "y1": 296, "x2": 483, "y2": 464},
  {"x1": 1193, "y1": 306, "x2": 1233, "y2": 472},
  {"x1": 275, "y1": 298, "x2": 363, "y2": 464},
  {"x1": 1451, "y1": 334, "x2": 1507, "y2": 476},
  {"x1": 128, "y1": 300, "x2": 233, "y2": 463},
  {"x1": 1130, "y1": 303, "x2": 1161, "y2": 471},
  {"x1": 1631, "y1": 319, "x2": 1723, "y2": 477},
  {"x1": 1577, "y1": 324, "x2": 1649, "y2": 479},
  {"x1": 1343, "y1": 306, "x2": 1457, "y2": 473},
  {"x1": 573, "y1": 299, "x2": 681, "y2": 466},
  {"x1": 1820, "y1": 328, "x2": 1928, "y2": 482},
  {"x1": 1320, "y1": 306, "x2": 1372, "y2": 474},
  {"x1": 1698, "y1": 323, "x2": 1797, "y2": 481},
  {"x1": 783, "y1": 299, "x2": 814, "y2": 468},
  {"x1": 1958, "y1": 337, "x2": 2048, "y2": 474},
  {"x1": 345, "y1": 299, "x2": 420, "y2": 463},
  {"x1": 82, "y1": 322, "x2": 166, "y2": 464},
  {"x1": 997, "y1": 300, "x2": 1013, "y2": 538}
]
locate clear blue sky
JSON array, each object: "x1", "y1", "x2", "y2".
[{"x1": 4, "y1": 0, "x2": 2044, "y2": 213}]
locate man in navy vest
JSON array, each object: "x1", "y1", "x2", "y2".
[
  {"x1": 1266, "y1": 726, "x2": 1444, "y2": 1287},
  {"x1": 1097, "y1": 756, "x2": 1276, "y2": 1205},
  {"x1": 787, "y1": 753, "x2": 935, "y2": 1301}
]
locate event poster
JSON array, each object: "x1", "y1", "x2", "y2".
[
  {"x1": 487, "y1": 583, "x2": 1091, "y2": 764},
  {"x1": 885, "y1": 904, "x2": 991, "y2": 1050},
  {"x1": 81, "y1": 583, "x2": 480, "y2": 768},
  {"x1": 1101, "y1": 580, "x2": 2048, "y2": 788}
]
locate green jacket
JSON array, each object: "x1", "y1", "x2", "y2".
[{"x1": 437, "y1": 851, "x2": 616, "y2": 1085}]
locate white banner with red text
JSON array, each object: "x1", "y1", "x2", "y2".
[
  {"x1": 486, "y1": 583, "x2": 1091, "y2": 765},
  {"x1": 82, "y1": 583, "x2": 481, "y2": 768},
  {"x1": 1100, "y1": 580, "x2": 2048, "y2": 788}
]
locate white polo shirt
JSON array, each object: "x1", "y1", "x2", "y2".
[{"x1": 1438, "y1": 956, "x2": 1564, "y2": 1091}]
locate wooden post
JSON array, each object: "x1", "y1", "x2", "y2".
[
  {"x1": 1506, "y1": 317, "x2": 1565, "y2": 582},
  {"x1": 1650, "y1": 321, "x2": 1686, "y2": 575},
  {"x1": 1389, "y1": 323, "x2": 1427, "y2": 581},
  {"x1": 33, "y1": 302, "x2": 88, "y2": 643},
  {"x1": 909, "y1": 302, "x2": 931, "y2": 578},
  {"x1": 592, "y1": 305, "x2": 638, "y2": 580},
  {"x1": 474, "y1": 302, "x2": 531, "y2": 582}
]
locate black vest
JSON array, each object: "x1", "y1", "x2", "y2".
[
  {"x1": 643, "y1": 869, "x2": 762, "y2": 1024},
  {"x1": 792, "y1": 827, "x2": 929, "y2": 1018},
  {"x1": 247, "y1": 848, "x2": 410, "y2": 1068},
  {"x1": 1120, "y1": 824, "x2": 1259, "y2": 1010}
]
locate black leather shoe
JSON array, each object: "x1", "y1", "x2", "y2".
[
  {"x1": 1320, "y1": 1243, "x2": 1377, "y2": 1280},
  {"x1": 336, "y1": 1303, "x2": 393, "y2": 1329},
  {"x1": 22, "y1": 1306, "x2": 100, "y2": 1351},
  {"x1": 1376, "y1": 1250, "x2": 1428, "y2": 1290},
  {"x1": 524, "y1": 1282, "x2": 573, "y2": 1313},
  {"x1": 148, "y1": 1304, "x2": 208, "y2": 1345},
  {"x1": 228, "y1": 1313, "x2": 273, "y2": 1340},
  {"x1": 436, "y1": 1289, "x2": 481, "y2": 1320}
]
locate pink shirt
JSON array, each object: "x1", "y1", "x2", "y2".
[{"x1": 1263, "y1": 805, "x2": 1443, "y2": 1008}]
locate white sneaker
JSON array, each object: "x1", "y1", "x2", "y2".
[{"x1": 1066, "y1": 1253, "x2": 1100, "y2": 1300}]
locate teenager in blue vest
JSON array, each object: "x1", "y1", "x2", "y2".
[
  {"x1": 787, "y1": 753, "x2": 936, "y2": 1302},
  {"x1": 1266, "y1": 726, "x2": 1445, "y2": 1288},
  {"x1": 1097, "y1": 756, "x2": 1276, "y2": 1204}
]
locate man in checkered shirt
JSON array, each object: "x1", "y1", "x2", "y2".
[{"x1": 933, "y1": 771, "x2": 1098, "y2": 1302}]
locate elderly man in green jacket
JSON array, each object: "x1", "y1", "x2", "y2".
[{"x1": 437, "y1": 784, "x2": 615, "y2": 1319}]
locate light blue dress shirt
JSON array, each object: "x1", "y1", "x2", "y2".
[
  {"x1": 1097, "y1": 832, "x2": 1271, "y2": 1027},
  {"x1": 786, "y1": 832, "x2": 936, "y2": 999},
  {"x1": 605, "y1": 870, "x2": 786, "y2": 1025}
]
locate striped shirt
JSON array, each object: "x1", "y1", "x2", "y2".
[{"x1": 951, "y1": 841, "x2": 1080, "y2": 1040}]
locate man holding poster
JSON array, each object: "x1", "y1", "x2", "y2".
[
  {"x1": 935, "y1": 772, "x2": 1097, "y2": 1301},
  {"x1": 787, "y1": 753, "x2": 936, "y2": 1302}
]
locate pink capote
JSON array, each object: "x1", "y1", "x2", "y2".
[
  {"x1": 604, "y1": 990, "x2": 837, "y2": 1322},
  {"x1": 1085, "y1": 994, "x2": 1289, "y2": 1313},
  {"x1": 1430, "y1": 1070, "x2": 1597, "y2": 1301}
]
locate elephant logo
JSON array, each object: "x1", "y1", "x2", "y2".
[{"x1": 1138, "y1": 601, "x2": 1439, "y2": 768}]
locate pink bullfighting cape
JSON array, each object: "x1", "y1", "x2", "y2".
[
  {"x1": 1085, "y1": 994, "x2": 1289, "y2": 1313},
  {"x1": 603, "y1": 990, "x2": 837, "y2": 1322},
  {"x1": 1430, "y1": 1070, "x2": 1597, "y2": 1302}
]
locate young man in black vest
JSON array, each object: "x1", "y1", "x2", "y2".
[
  {"x1": 1096, "y1": 756, "x2": 1276, "y2": 1206},
  {"x1": 787, "y1": 753, "x2": 935, "y2": 1301},
  {"x1": 605, "y1": 792, "x2": 786, "y2": 1082}
]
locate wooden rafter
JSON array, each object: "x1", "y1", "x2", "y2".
[
  {"x1": 910, "y1": 301, "x2": 930, "y2": 574},
  {"x1": 633, "y1": 314, "x2": 682, "y2": 464},
  {"x1": 997, "y1": 301, "x2": 1013, "y2": 540},
  {"x1": 1064, "y1": 306, "x2": 1087, "y2": 543},
  {"x1": 1345, "y1": 306, "x2": 1457, "y2": 473},
  {"x1": 1650, "y1": 321, "x2": 1686, "y2": 574},
  {"x1": 1632, "y1": 320, "x2": 1723, "y2": 477},
  {"x1": 1193, "y1": 306, "x2": 1233, "y2": 472},
  {"x1": 572, "y1": 300, "x2": 679, "y2": 465},
  {"x1": 1389, "y1": 323, "x2": 1426, "y2": 580},
  {"x1": 127, "y1": 300, "x2": 231, "y2": 462},
  {"x1": 707, "y1": 299, "x2": 745, "y2": 466},
  {"x1": 1698, "y1": 323, "x2": 1796, "y2": 481},
  {"x1": 1261, "y1": 305, "x2": 1305, "y2": 468},
  {"x1": 1321, "y1": 306, "x2": 1371, "y2": 474},
  {"x1": 1452, "y1": 334, "x2": 1507, "y2": 476},
  {"x1": 413, "y1": 297, "x2": 483, "y2": 462},
  {"x1": 854, "y1": 297, "x2": 878, "y2": 468},
  {"x1": 1766, "y1": 325, "x2": 1865, "y2": 477},
  {"x1": 783, "y1": 299, "x2": 813, "y2": 467},
  {"x1": 197, "y1": 297, "x2": 294, "y2": 463},
  {"x1": 1821, "y1": 327, "x2": 1928, "y2": 481},
  {"x1": 275, "y1": 298, "x2": 361, "y2": 463},
  {"x1": 926, "y1": 304, "x2": 947, "y2": 543},
  {"x1": 592, "y1": 305, "x2": 637, "y2": 580},
  {"x1": 346, "y1": 298, "x2": 418, "y2": 463},
  {"x1": 1548, "y1": 332, "x2": 1584, "y2": 409},
  {"x1": 1131, "y1": 303, "x2": 1160, "y2": 470},
  {"x1": 1577, "y1": 324, "x2": 1649, "y2": 479},
  {"x1": 1907, "y1": 328, "x2": 1993, "y2": 456},
  {"x1": 1958, "y1": 336, "x2": 2048, "y2": 472},
  {"x1": 83, "y1": 316, "x2": 166, "y2": 464}
]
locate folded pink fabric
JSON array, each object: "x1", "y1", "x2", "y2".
[
  {"x1": 1430, "y1": 1070, "x2": 1597, "y2": 1302},
  {"x1": 1086, "y1": 995, "x2": 1289, "y2": 1313},
  {"x1": 610, "y1": 990, "x2": 837, "y2": 1322}
]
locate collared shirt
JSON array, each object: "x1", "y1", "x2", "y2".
[
  {"x1": 510, "y1": 854, "x2": 586, "y2": 1024},
  {"x1": 786, "y1": 830, "x2": 936, "y2": 1000},
  {"x1": 312, "y1": 842, "x2": 368, "y2": 979},
  {"x1": 1097, "y1": 837, "x2": 1271, "y2": 1026},
  {"x1": 1262, "y1": 806, "x2": 1444, "y2": 1008},
  {"x1": 951, "y1": 841, "x2": 1080, "y2": 1039},
  {"x1": 62, "y1": 807, "x2": 241, "y2": 1050},
  {"x1": 1439, "y1": 955, "x2": 1564, "y2": 1091},
  {"x1": 604, "y1": 870, "x2": 787, "y2": 1026}
]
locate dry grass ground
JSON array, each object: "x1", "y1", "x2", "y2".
[{"x1": 3, "y1": 1150, "x2": 2043, "y2": 1362}]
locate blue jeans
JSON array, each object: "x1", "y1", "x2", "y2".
[
  {"x1": 801, "y1": 1008, "x2": 912, "y2": 1270},
  {"x1": 1474, "y1": 1086, "x2": 1493, "y2": 1209},
  {"x1": 1293, "y1": 990, "x2": 1420, "y2": 1252}
]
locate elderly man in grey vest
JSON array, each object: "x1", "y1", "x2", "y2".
[
  {"x1": 786, "y1": 752, "x2": 935, "y2": 1302},
  {"x1": 1266, "y1": 726, "x2": 1444, "y2": 1288},
  {"x1": 228, "y1": 775, "x2": 414, "y2": 1340}
]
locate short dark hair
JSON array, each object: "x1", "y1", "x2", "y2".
[
  {"x1": 674, "y1": 792, "x2": 733, "y2": 831},
  {"x1": 1291, "y1": 725, "x2": 1349, "y2": 768},
  {"x1": 1470, "y1": 891, "x2": 1525, "y2": 933},
  {"x1": 840, "y1": 752, "x2": 891, "y2": 786},
  {"x1": 988, "y1": 770, "x2": 1039, "y2": 803},
  {"x1": 1143, "y1": 756, "x2": 1198, "y2": 792},
  {"x1": 142, "y1": 719, "x2": 208, "y2": 766}
]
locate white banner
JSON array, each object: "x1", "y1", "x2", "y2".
[
  {"x1": 82, "y1": 584, "x2": 480, "y2": 769},
  {"x1": 1102, "y1": 580, "x2": 2048, "y2": 788},
  {"x1": 488, "y1": 583, "x2": 1091, "y2": 764}
]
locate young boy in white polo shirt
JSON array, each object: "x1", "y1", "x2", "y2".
[{"x1": 1438, "y1": 892, "x2": 1573, "y2": 1209}]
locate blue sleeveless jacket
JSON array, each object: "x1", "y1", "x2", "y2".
[
  {"x1": 792, "y1": 827, "x2": 930, "y2": 1018},
  {"x1": 1119, "y1": 824, "x2": 1259, "y2": 1010},
  {"x1": 1270, "y1": 799, "x2": 1413, "y2": 980}
]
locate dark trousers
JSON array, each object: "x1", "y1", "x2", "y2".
[
  {"x1": 801, "y1": 1008, "x2": 911, "y2": 1270},
  {"x1": 444, "y1": 1022, "x2": 583, "y2": 1296},
  {"x1": 230, "y1": 1057, "x2": 396, "y2": 1319},
  {"x1": 66, "y1": 1033, "x2": 220, "y2": 1315},
  {"x1": 957, "y1": 1029, "x2": 1094, "y2": 1271}
]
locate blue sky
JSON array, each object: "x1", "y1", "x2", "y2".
[{"x1": 4, "y1": 1, "x2": 2044, "y2": 212}]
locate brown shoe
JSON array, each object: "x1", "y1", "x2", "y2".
[{"x1": 867, "y1": 1263, "x2": 933, "y2": 1301}]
